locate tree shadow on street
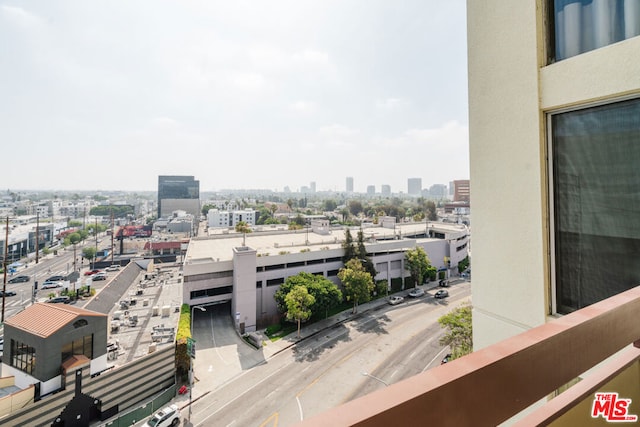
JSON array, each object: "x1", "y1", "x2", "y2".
[
  {"x1": 352, "y1": 311, "x2": 390, "y2": 335},
  {"x1": 292, "y1": 323, "x2": 352, "y2": 363}
]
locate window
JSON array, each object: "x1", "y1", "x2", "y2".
[
  {"x1": 190, "y1": 286, "x2": 233, "y2": 299},
  {"x1": 61, "y1": 334, "x2": 94, "y2": 361},
  {"x1": 551, "y1": 97, "x2": 640, "y2": 314},
  {"x1": 11, "y1": 340, "x2": 36, "y2": 375},
  {"x1": 552, "y1": 0, "x2": 640, "y2": 61},
  {"x1": 266, "y1": 278, "x2": 284, "y2": 287}
]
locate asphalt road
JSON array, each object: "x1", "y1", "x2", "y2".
[
  {"x1": 0, "y1": 237, "x2": 114, "y2": 321},
  {"x1": 188, "y1": 282, "x2": 471, "y2": 427}
]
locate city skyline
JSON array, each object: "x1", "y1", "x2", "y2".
[{"x1": 0, "y1": 2, "x2": 468, "y2": 193}]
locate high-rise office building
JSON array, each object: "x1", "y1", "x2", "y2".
[
  {"x1": 468, "y1": 1, "x2": 640, "y2": 350},
  {"x1": 346, "y1": 177, "x2": 354, "y2": 193},
  {"x1": 366, "y1": 185, "x2": 375, "y2": 195},
  {"x1": 381, "y1": 185, "x2": 391, "y2": 196},
  {"x1": 453, "y1": 180, "x2": 470, "y2": 202},
  {"x1": 310, "y1": 182, "x2": 316, "y2": 193},
  {"x1": 157, "y1": 175, "x2": 200, "y2": 219},
  {"x1": 407, "y1": 178, "x2": 422, "y2": 195}
]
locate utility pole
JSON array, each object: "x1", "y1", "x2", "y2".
[
  {"x1": 110, "y1": 210, "x2": 114, "y2": 263},
  {"x1": 94, "y1": 217, "x2": 98, "y2": 269},
  {"x1": 2, "y1": 216, "x2": 10, "y2": 322},
  {"x1": 35, "y1": 211, "x2": 40, "y2": 264}
]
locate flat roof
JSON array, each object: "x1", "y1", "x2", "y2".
[{"x1": 186, "y1": 222, "x2": 467, "y2": 264}]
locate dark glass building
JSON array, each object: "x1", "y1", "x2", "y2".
[{"x1": 157, "y1": 175, "x2": 200, "y2": 218}]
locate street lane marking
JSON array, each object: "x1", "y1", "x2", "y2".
[
  {"x1": 210, "y1": 316, "x2": 231, "y2": 365},
  {"x1": 258, "y1": 412, "x2": 278, "y2": 427},
  {"x1": 296, "y1": 396, "x2": 304, "y2": 421},
  {"x1": 423, "y1": 339, "x2": 448, "y2": 372}
]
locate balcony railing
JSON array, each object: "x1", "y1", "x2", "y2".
[{"x1": 299, "y1": 286, "x2": 640, "y2": 426}]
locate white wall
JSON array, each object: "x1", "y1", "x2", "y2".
[{"x1": 467, "y1": 0, "x2": 548, "y2": 350}]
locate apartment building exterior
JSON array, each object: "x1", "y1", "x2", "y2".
[
  {"x1": 207, "y1": 208, "x2": 258, "y2": 229},
  {"x1": 468, "y1": 0, "x2": 640, "y2": 349}
]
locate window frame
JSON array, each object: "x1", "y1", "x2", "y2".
[{"x1": 547, "y1": 94, "x2": 640, "y2": 315}]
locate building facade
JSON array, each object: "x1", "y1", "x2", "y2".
[
  {"x1": 407, "y1": 178, "x2": 422, "y2": 196},
  {"x1": 183, "y1": 222, "x2": 470, "y2": 331},
  {"x1": 157, "y1": 175, "x2": 200, "y2": 219},
  {"x1": 468, "y1": 0, "x2": 640, "y2": 349},
  {"x1": 346, "y1": 177, "x2": 354, "y2": 193},
  {"x1": 207, "y1": 209, "x2": 258, "y2": 229},
  {"x1": 452, "y1": 179, "x2": 470, "y2": 202}
]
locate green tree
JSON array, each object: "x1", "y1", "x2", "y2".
[
  {"x1": 425, "y1": 200, "x2": 438, "y2": 221},
  {"x1": 201, "y1": 203, "x2": 215, "y2": 216},
  {"x1": 275, "y1": 272, "x2": 342, "y2": 318},
  {"x1": 338, "y1": 258, "x2": 374, "y2": 314},
  {"x1": 66, "y1": 232, "x2": 82, "y2": 245},
  {"x1": 348, "y1": 200, "x2": 363, "y2": 216},
  {"x1": 235, "y1": 221, "x2": 252, "y2": 234},
  {"x1": 323, "y1": 199, "x2": 337, "y2": 212},
  {"x1": 357, "y1": 229, "x2": 376, "y2": 278},
  {"x1": 285, "y1": 285, "x2": 315, "y2": 338},
  {"x1": 404, "y1": 246, "x2": 431, "y2": 287},
  {"x1": 82, "y1": 246, "x2": 97, "y2": 261},
  {"x1": 438, "y1": 303, "x2": 473, "y2": 359},
  {"x1": 342, "y1": 228, "x2": 356, "y2": 264}
]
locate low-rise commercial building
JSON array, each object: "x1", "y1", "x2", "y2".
[{"x1": 183, "y1": 222, "x2": 469, "y2": 332}]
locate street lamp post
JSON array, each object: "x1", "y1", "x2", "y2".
[
  {"x1": 362, "y1": 371, "x2": 389, "y2": 387},
  {"x1": 189, "y1": 305, "x2": 206, "y2": 422}
]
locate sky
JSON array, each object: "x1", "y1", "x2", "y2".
[{"x1": 0, "y1": 1, "x2": 469, "y2": 194}]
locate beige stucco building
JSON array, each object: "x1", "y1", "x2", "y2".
[{"x1": 469, "y1": 0, "x2": 640, "y2": 349}]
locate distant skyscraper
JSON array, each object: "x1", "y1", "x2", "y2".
[
  {"x1": 346, "y1": 177, "x2": 354, "y2": 192},
  {"x1": 408, "y1": 178, "x2": 422, "y2": 196},
  {"x1": 381, "y1": 185, "x2": 391, "y2": 196},
  {"x1": 157, "y1": 175, "x2": 200, "y2": 218},
  {"x1": 429, "y1": 184, "x2": 448, "y2": 198},
  {"x1": 453, "y1": 179, "x2": 470, "y2": 202},
  {"x1": 366, "y1": 185, "x2": 375, "y2": 195},
  {"x1": 310, "y1": 182, "x2": 316, "y2": 193}
]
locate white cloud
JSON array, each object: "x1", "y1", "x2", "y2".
[
  {"x1": 0, "y1": 5, "x2": 43, "y2": 28},
  {"x1": 319, "y1": 124, "x2": 360, "y2": 137},
  {"x1": 375, "y1": 97, "x2": 406, "y2": 110},
  {"x1": 289, "y1": 101, "x2": 316, "y2": 114},
  {"x1": 292, "y1": 49, "x2": 330, "y2": 65}
]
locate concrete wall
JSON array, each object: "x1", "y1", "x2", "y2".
[
  {"x1": 232, "y1": 247, "x2": 257, "y2": 333},
  {"x1": 467, "y1": 0, "x2": 548, "y2": 350},
  {"x1": 467, "y1": 0, "x2": 640, "y2": 350}
]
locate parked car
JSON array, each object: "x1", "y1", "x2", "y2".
[
  {"x1": 8, "y1": 275, "x2": 30, "y2": 283},
  {"x1": 105, "y1": 265, "x2": 120, "y2": 272},
  {"x1": 46, "y1": 275, "x2": 66, "y2": 282},
  {"x1": 434, "y1": 289, "x2": 449, "y2": 299},
  {"x1": 441, "y1": 353, "x2": 452, "y2": 364},
  {"x1": 0, "y1": 290, "x2": 17, "y2": 297},
  {"x1": 408, "y1": 288, "x2": 425, "y2": 298},
  {"x1": 144, "y1": 404, "x2": 181, "y2": 427},
  {"x1": 41, "y1": 280, "x2": 63, "y2": 289},
  {"x1": 84, "y1": 269, "x2": 103, "y2": 276},
  {"x1": 388, "y1": 296, "x2": 404, "y2": 305},
  {"x1": 92, "y1": 273, "x2": 107, "y2": 281},
  {"x1": 46, "y1": 296, "x2": 70, "y2": 304},
  {"x1": 439, "y1": 279, "x2": 450, "y2": 287}
]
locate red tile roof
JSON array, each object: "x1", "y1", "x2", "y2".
[{"x1": 4, "y1": 303, "x2": 106, "y2": 338}]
